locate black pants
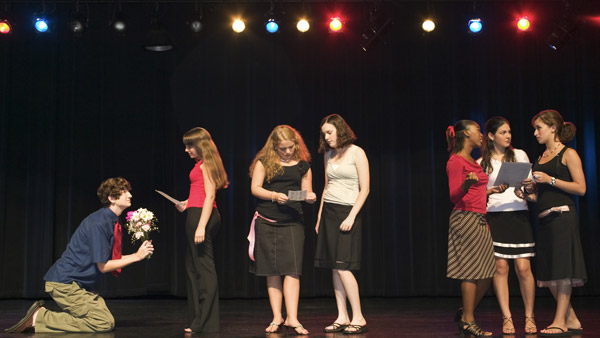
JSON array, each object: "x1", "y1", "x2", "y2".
[{"x1": 185, "y1": 207, "x2": 221, "y2": 332}]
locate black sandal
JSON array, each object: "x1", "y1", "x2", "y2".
[
  {"x1": 324, "y1": 322, "x2": 349, "y2": 333},
  {"x1": 343, "y1": 324, "x2": 368, "y2": 334},
  {"x1": 458, "y1": 320, "x2": 492, "y2": 337}
]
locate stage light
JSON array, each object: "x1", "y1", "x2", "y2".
[
  {"x1": 360, "y1": 3, "x2": 394, "y2": 52},
  {"x1": 0, "y1": 20, "x2": 10, "y2": 34},
  {"x1": 34, "y1": 17, "x2": 49, "y2": 33},
  {"x1": 232, "y1": 19, "x2": 245, "y2": 33},
  {"x1": 468, "y1": 18, "x2": 482, "y2": 33},
  {"x1": 422, "y1": 19, "x2": 435, "y2": 32},
  {"x1": 265, "y1": 19, "x2": 279, "y2": 33},
  {"x1": 68, "y1": 1, "x2": 87, "y2": 36},
  {"x1": 110, "y1": 11, "x2": 127, "y2": 33},
  {"x1": 144, "y1": 5, "x2": 173, "y2": 52},
  {"x1": 546, "y1": 17, "x2": 581, "y2": 50},
  {"x1": 187, "y1": 4, "x2": 203, "y2": 34},
  {"x1": 517, "y1": 16, "x2": 531, "y2": 31},
  {"x1": 297, "y1": 18, "x2": 310, "y2": 32},
  {"x1": 329, "y1": 17, "x2": 343, "y2": 32}
]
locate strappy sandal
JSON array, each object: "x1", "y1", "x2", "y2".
[
  {"x1": 343, "y1": 324, "x2": 368, "y2": 334},
  {"x1": 502, "y1": 316, "x2": 516, "y2": 335},
  {"x1": 265, "y1": 321, "x2": 284, "y2": 333},
  {"x1": 324, "y1": 322, "x2": 349, "y2": 332},
  {"x1": 525, "y1": 316, "x2": 537, "y2": 335},
  {"x1": 459, "y1": 320, "x2": 492, "y2": 337}
]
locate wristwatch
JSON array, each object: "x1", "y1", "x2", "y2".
[{"x1": 550, "y1": 177, "x2": 556, "y2": 186}]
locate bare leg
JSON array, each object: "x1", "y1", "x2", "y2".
[
  {"x1": 493, "y1": 258, "x2": 514, "y2": 334},
  {"x1": 542, "y1": 283, "x2": 581, "y2": 334},
  {"x1": 326, "y1": 269, "x2": 350, "y2": 329},
  {"x1": 514, "y1": 258, "x2": 536, "y2": 333},
  {"x1": 282, "y1": 275, "x2": 308, "y2": 334},
  {"x1": 461, "y1": 279, "x2": 492, "y2": 336},
  {"x1": 265, "y1": 276, "x2": 284, "y2": 333}
]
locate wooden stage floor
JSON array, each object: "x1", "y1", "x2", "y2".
[{"x1": 1, "y1": 296, "x2": 598, "y2": 337}]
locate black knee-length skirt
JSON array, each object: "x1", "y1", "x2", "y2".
[
  {"x1": 249, "y1": 217, "x2": 305, "y2": 276},
  {"x1": 314, "y1": 202, "x2": 362, "y2": 271}
]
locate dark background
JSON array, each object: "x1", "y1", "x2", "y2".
[{"x1": 1, "y1": 1, "x2": 599, "y2": 299}]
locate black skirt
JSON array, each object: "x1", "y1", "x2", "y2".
[
  {"x1": 536, "y1": 209, "x2": 587, "y2": 286},
  {"x1": 249, "y1": 217, "x2": 305, "y2": 276},
  {"x1": 314, "y1": 202, "x2": 362, "y2": 271},
  {"x1": 487, "y1": 210, "x2": 535, "y2": 259}
]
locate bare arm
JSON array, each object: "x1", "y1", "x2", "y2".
[
  {"x1": 97, "y1": 240, "x2": 154, "y2": 273},
  {"x1": 301, "y1": 168, "x2": 317, "y2": 204},
  {"x1": 339, "y1": 147, "x2": 370, "y2": 232},
  {"x1": 532, "y1": 148, "x2": 586, "y2": 196},
  {"x1": 193, "y1": 163, "x2": 217, "y2": 244},
  {"x1": 251, "y1": 161, "x2": 289, "y2": 204},
  {"x1": 315, "y1": 155, "x2": 329, "y2": 234}
]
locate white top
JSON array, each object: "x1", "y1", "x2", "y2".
[
  {"x1": 323, "y1": 145, "x2": 360, "y2": 206},
  {"x1": 477, "y1": 148, "x2": 531, "y2": 212}
]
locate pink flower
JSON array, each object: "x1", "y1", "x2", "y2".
[
  {"x1": 142, "y1": 224, "x2": 151, "y2": 232},
  {"x1": 126, "y1": 211, "x2": 134, "y2": 221},
  {"x1": 135, "y1": 232, "x2": 143, "y2": 239}
]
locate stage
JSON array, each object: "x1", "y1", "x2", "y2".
[{"x1": 1, "y1": 296, "x2": 598, "y2": 337}]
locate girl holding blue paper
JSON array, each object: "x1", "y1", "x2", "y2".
[{"x1": 478, "y1": 117, "x2": 537, "y2": 335}]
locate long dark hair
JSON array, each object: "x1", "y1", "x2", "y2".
[
  {"x1": 531, "y1": 109, "x2": 576, "y2": 143},
  {"x1": 480, "y1": 117, "x2": 516, "y2": 174},
  {"x1": 446, "y1": 120, "x2": 476, "y2": 155}
]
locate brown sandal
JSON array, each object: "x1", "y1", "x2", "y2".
[
  {"x1": 525, "y1": 316, "x2": 537, "y2": 335},
  {"x1": 502, "y1": 317, "x2": 515, "y2": 335}
]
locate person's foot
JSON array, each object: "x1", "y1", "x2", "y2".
[
  {"x1": 284, "y1": 321, "x2": 309, "y2": 335},
  {"x1": 4, "y1": 301, "x2": 45, "y2": 333},
  {"x1": 184, "y1": 328, "x2": 192, "y2": 333},
  {"x1": 525, "y1": 316, "x2": 537, "y2": 334},
  {"x1": 502, "y1": 316, "x2": 515, "y2": 335},
  {"x1": 540, "y1": 324, "x2": 569, "y2": 336},
  {"x1": 265, "y1": 321, "x2": 283, "y2": 333},
  {"x1": 324, "y1": 322, "x2": 349, "y2": 332}
]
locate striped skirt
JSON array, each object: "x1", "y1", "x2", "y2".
[{"x1": 447, "y1": 209, "x2": 495, "y2": 280}]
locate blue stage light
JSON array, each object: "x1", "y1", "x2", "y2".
[
  {"x1": 266, "y1": 19, "x2": 279, "y2": 33},
  {"x1": 34, "y1": 17, "x2": 48, "y2": 32},
  {"x1": 468, "y1": 19, "x2": 482, "y2": 33}
]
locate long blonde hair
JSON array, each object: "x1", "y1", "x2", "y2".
[
  {"x1": 183, "y1": 127, "x2": 229, "y2": 189},
  {"x1": 249, "y1": 125, "x2": 311, "y2": 183}
]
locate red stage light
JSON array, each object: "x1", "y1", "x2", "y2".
[
  {"x1": 329, "y1": 17, "x2": 343, "y2": 32},
  {"x1": 0, "y1": 20, "x2": 11, "y2": 34},
  {"x1": 517, "y1": 16, "x2": 531, "y2": 31}
]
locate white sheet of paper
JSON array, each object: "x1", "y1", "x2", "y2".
[
  {"x1": 287, "y1": 190, "x2": 307, "y2": 201},
  {"x1": 155, "y1": 189, "x2": 182, "y2": 205},
  {"x1": 493, "y1": 162, "x2": 532, "y2": 187}
]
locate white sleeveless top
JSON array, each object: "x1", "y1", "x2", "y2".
[{"x1": 323, "y1": 145, "x2": 360, "y2": 206}]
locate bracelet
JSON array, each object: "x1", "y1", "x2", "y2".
[
  {"x1": 550, "y1": 177, "x2": 556, "y2": 186},
  {"x1": 271, "y1": 191, "x2": 276, "y2": 202}
]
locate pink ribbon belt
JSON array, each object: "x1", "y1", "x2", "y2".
[
  {"x1": 539, "y1": 205, "x2": 570, "y2": 218},
  {"x1": 247, "y1": 211, "x2": 276, "y2": 261}
]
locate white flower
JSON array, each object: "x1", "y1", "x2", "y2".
[{"x1": 135, "y1": 232, "x2": 143, "y2": 239}]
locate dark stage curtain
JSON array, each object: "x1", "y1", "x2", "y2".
[{"x1": 1, "y1": 2, "x2": 599, "y2": 299}]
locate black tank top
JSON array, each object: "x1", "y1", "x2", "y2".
[{"x1": 532, "y1": 147, "x2": 575, "y2": 211}]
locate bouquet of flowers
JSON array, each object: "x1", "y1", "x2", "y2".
[{"x1": 125, "y1": 208, "x2": 159, "y2": 248}]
